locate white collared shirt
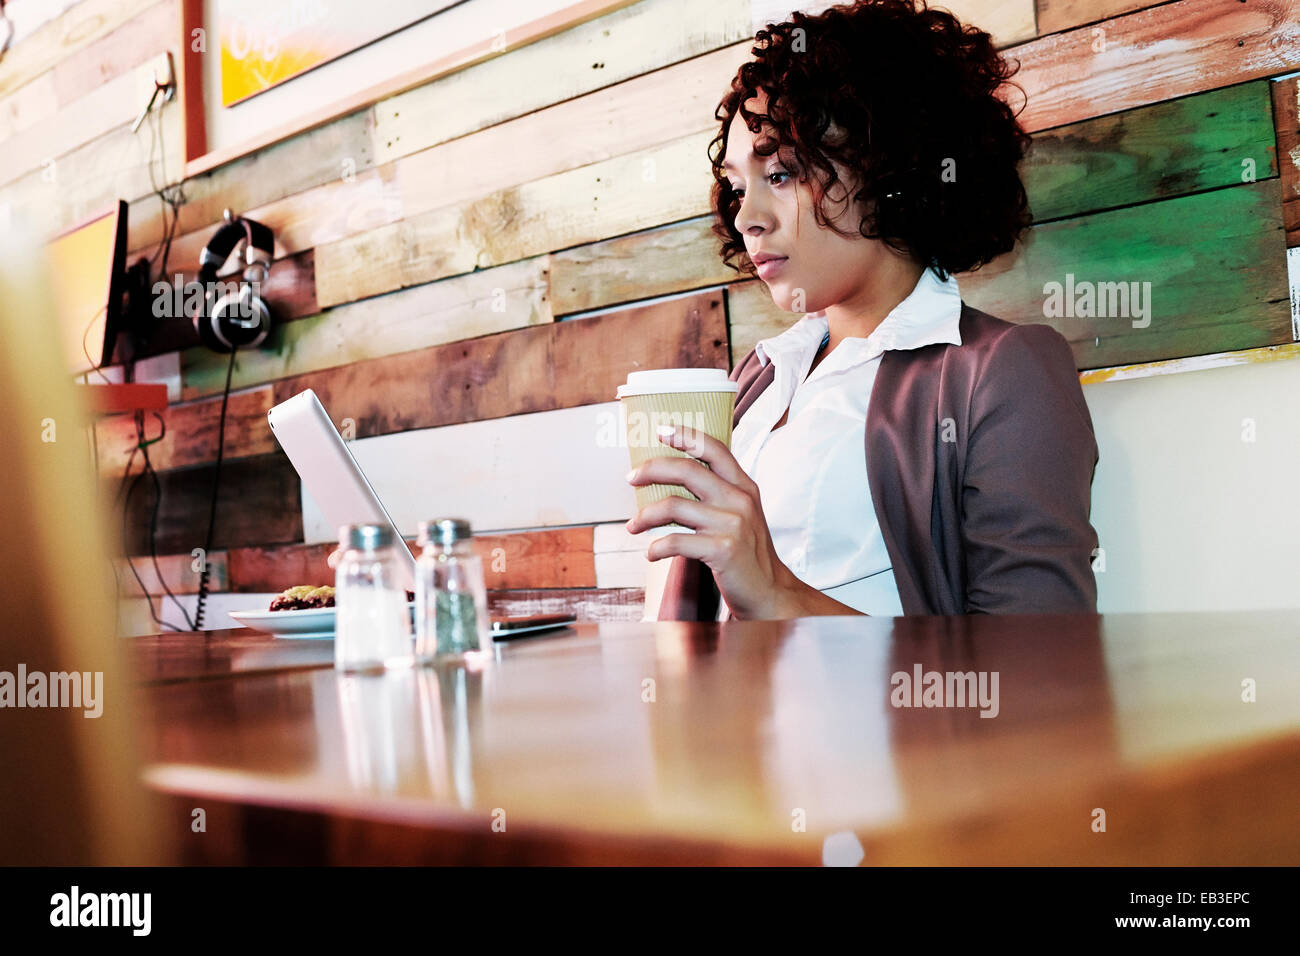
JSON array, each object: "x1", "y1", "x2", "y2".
[{"x1": 717, "y1": 266, "x2": 963, "y2": 621}]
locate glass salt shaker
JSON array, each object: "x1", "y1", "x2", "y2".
[
  {"x1": 335, "y1": 523, "x2": 414, "y2": 672},
  {"x1": 415, "y1": 518, "x2": 492, "y2": 663}
]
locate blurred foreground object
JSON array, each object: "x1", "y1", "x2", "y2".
[{"x1": 0, "y1": 226, "x2": 165, "y2": 864}]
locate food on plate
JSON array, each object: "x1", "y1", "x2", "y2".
[
  {"x1": 268, "y1": 585, "x2": 335, "y2": 611},
  {"x1": 267, "y1": 586, "x2": 415, "y2": 611}
]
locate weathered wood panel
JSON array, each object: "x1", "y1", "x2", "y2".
[
  {"x1": 730, "y1": 181, "x2": 1289, "y2": 370},
  {"x1": 127, "y1": 109, "x2": 378, "y2": 260},
  {"x1": 0, "y1": 68, "x2": 57, "y2": 144},
  {"x1": 137, "y1": 165, "x2": 403, "y2": 270},
  {"x1": 1271, "y1": 76, "x2": 1300, "y2": 248},
  {"x1": 225, "y1": 526, "x2": 597, "y2": 593},
  {"x1": 1025, "y1": 81, "x2": 1277, "y2": 222},
  {"x1": 314, "y1": 129, "x2": 715, "y2": 307},
  {"x1": 182, "y1": 255, "x2": 552, "y2": 400},
  {"x1": 0, "y1": 53, "x2": 172, "y2": 187},
  {"x1": 127, "y1": 0, "x2": 749, "y2": 256},
  {"x1": 725, "y1": 84, "x2": 1283, "y2": 365},
  {"x1": 52, "y1": 0, "x2": 178, "y2": 105},
  {"x1": 551, "y1": 217, "x2": 733, "y2": 316},
  {"x1": 726, "y1": 281, "x2": 800, "y2": 368},
  {"x1": 372, "y1": 0, "x2": 749, "y2": 165},
  {"x1": 486, "y1": 587, "x2": 645, "y2": 622},
  {"x1": 0, "y1": 0, "x2": 165, "y2": 98},
  {"x1": 1034, "y1": 0, "x2": 1158, "y2": 35},
  {"x1": 0, "y1": 100, "x2": 182, "y2": 240},
  {"x1": 127, "y1": 40, "x2": 746, "y2": 286},
  {"x1": 749, "y1": 0, "x2": 1038, "y2": 46},
  {"x1": 960, "y1": 179, "x2": 1289, "y2": 368},
  {"x1": 95, "y1": 385, "x2": 278, "y2": 479},
  {"x1": 272, "y1": 290, "x2": 726, "y2": 439},
  {"x1": 1010, "y1": 0, "x2": 1300, "y2": 133},
  {"x1": 172, "y1": 289, "x2": 723, "y2": 471},
  {"x1": 118, "y1": 453, "x2": 302, "y2": 554}
]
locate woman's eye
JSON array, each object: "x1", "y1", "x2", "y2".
[{"x1": 730, "y1": 169, "x2": 790, "y2": 200}]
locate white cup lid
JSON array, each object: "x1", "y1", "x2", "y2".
[{"x1": 616, "y1": 367, "x2": 738, "y2": 397}]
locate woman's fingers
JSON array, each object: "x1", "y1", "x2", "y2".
[
  {"x1": 658, "y1": 425, "x2": 753, "y2": 489},
  {"x1": 645, "y1": 530, "x2": 721, "y2": 564},
  {"x1": 626, "y1": 492, "x2": 718, "y2": 536},
  {"x1": 627, "y1": 426, "x2": 755, "y2": 508}
]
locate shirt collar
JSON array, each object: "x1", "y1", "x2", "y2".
[{"x1": 756, "y1": 267, "x2": 963, "y2": 367}]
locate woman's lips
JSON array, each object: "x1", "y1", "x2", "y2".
[{"x1": 756, "y1": 256, "x2": 788, "y2": 279}]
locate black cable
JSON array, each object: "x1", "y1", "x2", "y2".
[
  {"x1": 79, "y1": 303, "x2": 112, "y2": 384},
  {"x1": 122, "y1": 441, "x2": 184, "y2": 633},
  {"x1": 115, "y1": 85, "x2": 199, "y2": 633},
  {"x1": 100, "y1": 104, "x2": 191, "y2": 635},
  {"x1": 120, "y1": 411, "x2": 194, "y2": 632},
  {"x1": 193, "y1": 346, "x2": 239, "y2": 630},
  {"x1": 146, "y1": 98, "x2": 186, "y2": 283},
  {"x1": 138, "y1": 411, "x2": 195, "y2": 630}
]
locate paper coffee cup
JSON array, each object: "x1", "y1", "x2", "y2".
[{"x1": 616, "y1": 368, "x2": 738, "y2": 513}]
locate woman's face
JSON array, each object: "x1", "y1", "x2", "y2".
[{"x1": 722, "y1": 93, "x2": 908, "y2": 315}]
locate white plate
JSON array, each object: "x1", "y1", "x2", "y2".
[{"x1": 229, "y1": 602, "x2": 415, "y2": 639}]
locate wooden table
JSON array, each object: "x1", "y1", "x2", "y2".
[
  {"x1": 133, "y1": 610, "x2": 1300, "y2": 865},
  {"x1": 132, "y1": 630, "x2": 336, "y2": 683}
]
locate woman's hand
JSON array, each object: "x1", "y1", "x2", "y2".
[{"x1": 625, "y1": 424, "x2": 801, "y2": 620}]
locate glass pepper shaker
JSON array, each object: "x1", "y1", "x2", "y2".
[
  {"x1": 335, "y1": 523, "x2": 414, "y2": 672},
  {"x1": 415, "y1": 518, "x2": 492, "y2": 662}
]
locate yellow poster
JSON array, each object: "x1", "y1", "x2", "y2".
[{"x1": 217, "y1": 0, "x2": 444, "y2": 107}]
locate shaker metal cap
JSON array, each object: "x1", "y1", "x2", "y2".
[
  {"x1": 339, "y1": 523, "x2": 396, "y2": 551},
  {"x1": 417, "y1": 517, "x2": 472, "y2": 547}
]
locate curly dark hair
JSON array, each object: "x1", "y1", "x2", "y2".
[{"x1": 709, "y1": 0, "x2": 1032, "y2": 281}]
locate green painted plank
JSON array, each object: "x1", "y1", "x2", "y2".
[
  {"x1": 1024, "y1": 81, "x2": 1277, "y2": 222},
  {"x1": 961, "y1": 178, "x2": 1289, "y2": 369}
]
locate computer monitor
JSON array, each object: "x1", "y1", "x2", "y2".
[{"x1": 46, "y1": 200, "x2": 130, "y2": 375}]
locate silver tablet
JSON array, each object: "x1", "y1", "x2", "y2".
[{"x1": 267, "y1": 388, "x2": 417, "y2": 591}]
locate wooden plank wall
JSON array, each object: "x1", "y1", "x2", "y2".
[{"x1": 2, "y1": 0, "x2": 1296, "y2": 632}]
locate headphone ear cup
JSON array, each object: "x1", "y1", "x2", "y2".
[{"x1": 202, "y1": 285, "x2": 273, "y2": 352}]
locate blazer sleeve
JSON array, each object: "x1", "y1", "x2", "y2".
[
  {"x1": 655, "y1": 350, "x2": 758, "y2": 622},
  {"x1": 961, "y1": 323, "x2": 1101, "y2": 613}
]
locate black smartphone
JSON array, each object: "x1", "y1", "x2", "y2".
[{"x1": 490, "y1": 613, "x2": 578, "y2": 639}]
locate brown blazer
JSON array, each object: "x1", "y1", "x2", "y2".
[{"x1": 657, "y1": 302, "x2": 1101, "y2": 620}]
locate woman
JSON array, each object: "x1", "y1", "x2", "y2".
[{"x1": 630, "y1": 0, "x2": 1101, "y2": 620}]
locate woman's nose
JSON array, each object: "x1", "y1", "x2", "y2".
[{"x1": 734, "y1": 190, "x2": 771, "y2": 236}]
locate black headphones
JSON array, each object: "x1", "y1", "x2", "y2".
[{"x1": 194, "y1": 210, "x2": 275, "y2": 352}]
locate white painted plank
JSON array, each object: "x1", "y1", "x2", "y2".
[
  {"x1": 0, "y1": 53, "x2": 170, "y2": 187},
  {"x1": 116, "y1": 551, "x2": 230, "y2": 597},
  {"x1": 594, "y1": 548, "x2": 648, "y2": 589},
  {"x1": 117, "y1": 591, "x2": 278, "y2": 636},
  {"x1": 595, "y1": 520, "x2": 672, "y2": 553},
  {"x1": 2, "y1": 0, "x2": 82, "y2": 47},
  {"x1": 373, "y1": 0, "x2": 751, "y2": 164}
]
